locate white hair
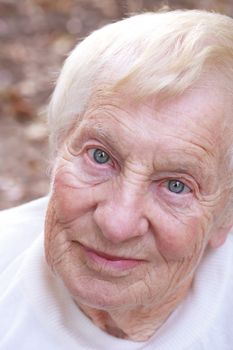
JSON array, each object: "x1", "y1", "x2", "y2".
[{"x1": 48, "y1": 9, "x2": 233, "y2": 155}]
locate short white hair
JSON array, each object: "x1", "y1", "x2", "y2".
[{"x1": 48, "y1": 9, "x2": 233, "y2": 155}]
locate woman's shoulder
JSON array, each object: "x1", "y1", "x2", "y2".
[{"x1": 0, "y1": 196, "x2": 49, "y2": 272}]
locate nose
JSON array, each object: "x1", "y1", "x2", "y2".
[{"x1": 93, "y1": 182, "x2": 149, "y2": 244}]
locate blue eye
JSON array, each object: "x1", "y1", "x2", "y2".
[
  {"x1": 167, "y1": 180, "x2": 190, "y2": 194},
  {"x1": 92, "y1": 148, "x2": 110, "y2": 164}
]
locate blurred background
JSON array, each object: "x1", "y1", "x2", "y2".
[{"x1": 0, "y1": 0, "x2": 232, "y2": 209}]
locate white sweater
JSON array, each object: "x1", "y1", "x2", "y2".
[{"x1": 0, "y1": 197, "x2": 233, "y2": 350}]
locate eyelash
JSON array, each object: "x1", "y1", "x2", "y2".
[
  {"x1": 163, "y1": 179, "x2": 192, "y2": 194},
  {"x1": 86, "y1": 147, "x2": 193, "y2": 194},
  {"x1": 87, "y1": 147, "x2": 113, "y2": 164}
]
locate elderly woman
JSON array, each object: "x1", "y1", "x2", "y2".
[{"x1": 1, "y1": 9, "x2": 233, "y2": 350}]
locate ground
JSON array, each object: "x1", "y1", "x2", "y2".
[{"x1": 0, "y1": 0, "x2": 232, "y2": 209}]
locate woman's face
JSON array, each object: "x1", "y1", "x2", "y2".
[{"x1": 44, "y1": 81, "x2": 232, "y2": 311}]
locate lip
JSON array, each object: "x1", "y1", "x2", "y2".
[{"x1": 79, "y1": 243, "x2": 144, "y2": 272}]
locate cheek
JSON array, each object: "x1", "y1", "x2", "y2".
[
  {"x1": 44, "y1": 166, "x2": 99, "y2": 268},
  {"x1": 44, "y1": 198, "x2": 70, "y2": 270},
  {"x1": 154, "y1": 210, "x2": 211, "y2": 261},
  {"x1": 51, "y1": 165, "x2": 98, "y2": 223}
]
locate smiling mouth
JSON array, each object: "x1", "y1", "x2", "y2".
[
  {"x1": 83, "y1": 245, "x2": 136, "y2": 261},
  {"x1": 78, "y1": 243, "x2": 144, "y2": 271}
]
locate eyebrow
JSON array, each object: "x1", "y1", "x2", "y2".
[
  {"x1": 76, "y1": 118, "x2": 214, "y2": 186},
  {"x1": 77, "y1": 119, "x2": 120, "y2": 148}
]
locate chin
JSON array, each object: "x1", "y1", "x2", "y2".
[{"x1": 61, "y1": 273, "x2": 136, "y2": 310}]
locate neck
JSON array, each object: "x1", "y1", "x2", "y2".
[{"x1": 77, "y1": 278, "x2": 192, "y2": 342}]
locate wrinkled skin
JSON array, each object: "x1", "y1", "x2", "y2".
[{"x1": 45, "y1": 77, "x2": 233, "y2": 341}]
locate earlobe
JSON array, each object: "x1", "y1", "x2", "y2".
[{"x1": 208, "y1": 225, "x2": 233, "y2": 249}]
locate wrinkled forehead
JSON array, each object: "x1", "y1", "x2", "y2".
[
  {"x1": 85, "y1": 73, "x2": 231, "y2": 132},
  {"x1": 82, "y1": 77, "x2": 230, "y2": 172}
]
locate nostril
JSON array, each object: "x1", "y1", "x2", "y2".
[{"x1": 93, "y1": 201, "x2": 148, "y2": 244}]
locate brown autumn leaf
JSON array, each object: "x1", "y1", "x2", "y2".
[{"x1": 7, "y1": 88, "x2": 35, "y2": 123}]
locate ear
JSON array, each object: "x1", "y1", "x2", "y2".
[{"x1": 208, "y1": 224, "x2": 233, "y2": 249}]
